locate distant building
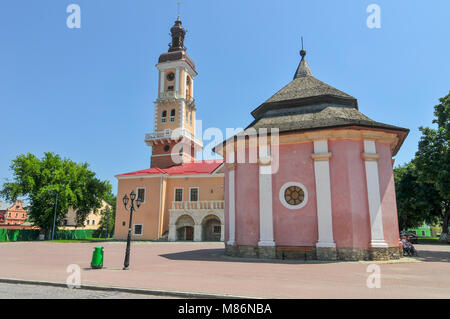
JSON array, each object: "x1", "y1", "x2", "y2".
[
  {"x1": 60, "y1": 200, "x2": 111, "y2": 230},
  {"x1": 0, "y1": 200, "x2": 27, "y2": 225},
  {"x1": 408, "y1": 224, "x2": 442, "y2": 238}
]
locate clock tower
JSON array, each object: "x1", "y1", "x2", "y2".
[{"x1": 145, "y1": 18, "x2": 203, "y2": 168}]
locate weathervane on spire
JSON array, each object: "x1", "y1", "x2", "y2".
[
  {"x1": 177, "y1": 1, "x2": 181, "y2": 20},
  {"x1": 300, "y1": 36, "x2": 306, "y2": 58}
]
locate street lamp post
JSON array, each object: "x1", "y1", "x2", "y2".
[{"x1": 122, "y1": 191, "x2": 142, "y2": 270}]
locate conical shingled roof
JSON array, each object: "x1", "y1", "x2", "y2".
[
  {"x1": 251, "y1": 50, "x2": 357, "y2": 119},
  {"x1": 293, "y1": 51, "x2": 313, "y2": 78},
  {"x1": 212, "y1": 47, "x2": 409, "y2": 157},
  {"x1": 264, "y1": 75, "x2": 355, "y2": 104}
]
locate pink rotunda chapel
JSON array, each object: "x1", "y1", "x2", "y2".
[{"x1": 214, "y1": 48, "x2": 409, "y2": 261}]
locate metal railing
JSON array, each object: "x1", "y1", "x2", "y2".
[{"x1": 145, "y1": 129, "x2": 203, "y2": 146}]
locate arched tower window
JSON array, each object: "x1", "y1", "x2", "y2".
[
  {"x1": 170, "y1": 109, "x2": 176, "y2": 122},
  {"x1": 161, "y1": 110, "x2": 167, "y2": 123},
  {"x1": 186, "y1": 76, "x2": 192, "y2": 99}
]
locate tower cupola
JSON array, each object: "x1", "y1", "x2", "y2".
[{"x1": 168, "y1": 18, "x2": 187, "y2": 52}]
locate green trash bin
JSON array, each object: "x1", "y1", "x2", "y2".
[{"x1": 91, "y1": 246, "x2": 104, "y2": 269}]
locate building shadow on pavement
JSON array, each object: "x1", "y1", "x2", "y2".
[
  {"x1": 414, "y1": 249, "x2": 450, "y2": 263},
  {"x1": 159, "y1": 249, "x2": 350, "y2": 264}
]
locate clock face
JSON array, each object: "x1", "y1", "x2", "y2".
[{"x1": 166, "y1": 73, "x2": 175, "y2": 81}]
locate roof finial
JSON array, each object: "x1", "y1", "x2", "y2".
[
  {"x1": 300, "y1": 36, "x2": 306, "y2": 58},
  {"x1": 294, "y1": 36, "x2": 313, "y2": 79},
  {"x1": 177, "y1": 1, "x2": 181, "y2": 20}
]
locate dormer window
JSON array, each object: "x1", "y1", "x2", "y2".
[
  {"x1": 170, "y1": 109, "x2": 175, "y2": 122},
  {"x1": 161, "y1": 110, "x2": 167, "y2": 123}
]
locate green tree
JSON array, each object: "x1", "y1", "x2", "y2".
[
  {"x1": 0, "y1": 152, "x2": 112, "y2": 238},
  {"x1": 394, "y1": 162, "x2": 442, "y2": 231},
  {"x1": 414, "y1": 92, "x2": 450, "y2": 240}
]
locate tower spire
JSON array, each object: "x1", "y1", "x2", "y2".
[{"x1": 294, "y1": 37, "x2": 313, "y2": 79}]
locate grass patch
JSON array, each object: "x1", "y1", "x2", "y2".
[{"x1": 48, "y1": 238, "x2": 115, "y2": 243}]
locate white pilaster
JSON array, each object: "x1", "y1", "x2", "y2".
[
  {"x1": 258, "y1": 159, "x2": 275, "y2": 246},
  {"x1": 312, "y1": 140, "x2": 336, "y2": 248},
  {"x1": 363, "y1": 140, "x2": 388, "y2": 248},
  {"x1": 160, "y1": 71, "x2": 165, "y2": 93},
  {"x1": 220, "y1": 223, "x2": 224, "y2": 242},
  {"x1": 227, "y1": 158, "x2": 236, "y2": 246},
  {"x1": 180, "y1": 100, "x2": 185, "y2": 130},
  {"x1": 191, "y1": 79, "x2": 194, "y2": 98},
  {"x1": 168, "y1": 224, "x2": 176, "y2": 241},
  {"x1": 183, "y1": 70, "x2": 187, "y2": 99},
  {"x1": 194, "y1": 224, "x2": 202, "y2": 242},
  {"x1": 175, "y1": 68, "x2": 180, "y2": 93}
]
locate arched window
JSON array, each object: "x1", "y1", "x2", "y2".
[
  {"x1": 161, "y1": 110, "x2": 167, "y2": 123},
  {"x1": 170, "y1": 109, "x2": 176, "y2": 122},
  {"x1": 186, "y1": 76, "x2": 192, "y2": 99}
]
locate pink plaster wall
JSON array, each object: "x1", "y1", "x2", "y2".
[
  {"x1": 234, "y1": 162, "x2": 260, "y2": 246},
  {"x1": 329, "y1": 139, "x2": 371, "y2": 249},
  {"x1": 229, "y1": 136, "x2": 401, "y2": 250},
  {"x1": 272, "y1": 142, "x2": 318, "y2": 246}
]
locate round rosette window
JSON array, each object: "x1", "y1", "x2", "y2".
[{"x1": 279, "y1": 182, "x2": 308, "y2": 209}]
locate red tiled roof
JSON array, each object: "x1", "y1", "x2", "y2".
[{"x1": 116, "y1": 160, "x2": 224, "y2": 177}]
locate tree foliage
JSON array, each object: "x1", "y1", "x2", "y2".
[
  {"x1": 394, "y1": 92, "x2": 450, "y2": 239},
  {"x1": 0, "y1": 153, "x2": 112, "y2": 236},
  {"x1": 394, "y1": 162, "x2": 442, "y2": 230}
]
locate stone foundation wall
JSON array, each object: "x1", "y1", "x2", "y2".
[{"x1": 225, "y1": 244, "x2": 403, "y2": 261}]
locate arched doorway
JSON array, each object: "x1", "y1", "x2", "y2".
[
  {"x1": 202, "y1": 215, "x2": 222, "y2": 241},
  {"x1": 176, "y1": 215, "x2": 195, "y2": 241}
]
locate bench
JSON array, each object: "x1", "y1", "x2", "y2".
[{"x1": 277, "y1": 246, "x2": 313, "y2": 260}]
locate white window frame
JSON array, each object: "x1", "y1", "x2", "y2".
[
  {"x1": 133, "y1": 223, "x2": 143, "y2": 236},
  {"x1": 136, "y1": 187, "x2": 146, "y2": 204},
  {"x1": 161, "y1": 110, "x2": 167, "y2": 123},
  {"x1": 174, "y1": 188, "x2": 184, "y2": 202},
  {"x1": 189, "y1": 187, "x2": 199, "y2": 202},
  {"x1": 279, "y1": 182, "x2": 309, "y2": 210}
]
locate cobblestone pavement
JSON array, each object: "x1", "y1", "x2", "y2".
[
  {"x1": 0, "y1": 282, "x2": 179, "y2": 299},
  {"x1": 0, "y1": 241, "x2": 449, "y2": 298}
]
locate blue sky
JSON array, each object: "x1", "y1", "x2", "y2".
[{"x1": 0, "y1": 0, "x2": 449, "y2": 193}]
